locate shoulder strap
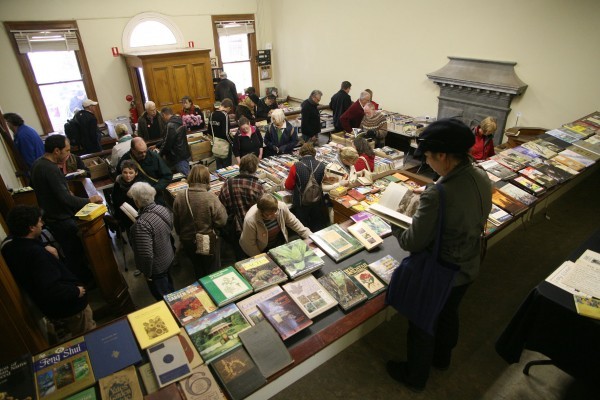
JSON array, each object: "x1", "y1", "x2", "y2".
[
  {"x1": 359, "y1": 156, "x2": 372, "y2": 173},
  {"x1": 432, "y1": 183, "x2": 446, "y2": 259},
  {"x1": 185, "y1": 189, "x2": 202, "y2": 232},
  {"x1": 130, "y1": 157, "x2": 159, "y2": 183}
]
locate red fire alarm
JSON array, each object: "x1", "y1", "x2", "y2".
[
  {"x1": 188, "y1": 41, "x2": 195, "y2": 48},
  {"x1": 111, "y1": 47, "x2": 120, "y2": 57}
]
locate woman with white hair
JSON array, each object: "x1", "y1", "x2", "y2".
[
  {"x1": 264, "y1": 109, "x2": 299, "y2": 157},
  {"x1": 322, "y1": 146, "x2": 359, "y2": 193},
  {"x1": 128, "y1": 182, "x2": 175, "y2": 299}
]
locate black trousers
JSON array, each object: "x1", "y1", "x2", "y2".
[
  {"x1": 406, "y1": 283, "x2": 471, "y2": 387},
  {"x1": 292, "y1": 204, "x2": 328, "y2": 233},
  {"x1": 46, "y1": 218, "x2": 93, "y2": 284},
  {"x1": 182, "y1": 239, "x2": 221, "y2": 280}
]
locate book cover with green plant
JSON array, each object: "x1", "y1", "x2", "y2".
[
  {"x1": 268, "y1": 239, "x2": 324, "y2": 279},
  {"x1": 318, "y1": 270, "x2": 367, "y2": 311}
]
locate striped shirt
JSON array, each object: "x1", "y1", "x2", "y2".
[{"x1": 130, "y1": 203, "x2": 174, "y2": 277}]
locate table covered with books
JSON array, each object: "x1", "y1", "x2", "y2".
[{"x1": 495, "y1": 227, "x2": 600, "y2": 382}]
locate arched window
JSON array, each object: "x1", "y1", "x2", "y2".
[{"x1": 122, "y1": 13, "x2": 183, "y2": 53}]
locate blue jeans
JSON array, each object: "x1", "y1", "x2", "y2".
[
  {"x1": 147, "y1": 271, "x2": 174, "y2": 300},
  {"x1": 173, "y1": 159, "x2": 190, "y2": 176}
]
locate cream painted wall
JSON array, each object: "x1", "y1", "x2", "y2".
[{"x1": 269, "y1": 0, "x2": 600, "y2": 129}]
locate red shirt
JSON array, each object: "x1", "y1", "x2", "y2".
[
  {"x1": 355, "y1": 154, "x2": 375, "y2": 172},
  {"x1": 471, "y1": 131, "x2": 495, "y2": 160}
]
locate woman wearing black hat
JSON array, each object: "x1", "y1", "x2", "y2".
[{"x1": 387, "y1": 118, "x2": 492, "y2": 392}]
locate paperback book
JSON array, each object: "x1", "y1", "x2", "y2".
[
  {"x1": 147, "y1": 335, "x2": 192, "y2": 388},
  {"x1": 309, "y1": 224, "x2": 365, "y2": 263},
  {"x1": 238, "y1": 320, "x2": 294, "y2": 378},
  {"x1": 234, "y1": 253, "x2": 288, "y2": 291},
  {"x1": 0, "y1": 354, "x2": 36, "y2": 400},
  {"x1": 368, "y1": 255, "x2": 401, "y2": 284},
  {"x1": 282, "y1": 275, "x2": 339, "y2": 319},
  {"x1": 75, "y1": 203, "x2": 108, "y2": 221},
  {"x1": 478, "y1": 159, "x2": 517, "y2": 180},
  {"x1": 199, "y1": 266, "x2": 254, "y2": 307},
  {"x1": 491, "y1": 188, "x2": 528, "y2": 215},
  {"x1": 347, "y1": 221, "x2": 384, "y2": 251},
  {"x1": 98, "y1": 365, "x2": 143, "y2": 400},
  {"x1": 545, "y1": 158, "x2": 580, "y2": 175},
  {"x1": 539, "y1": 134, "x2": 571, "y2": 150},
  {"x1": 268, "y1": 239, "x2": 324, "y2": 279},
  {"x1": 512, "y1": 146, "x2": 542, "y2": 163},
  {"x1": 495, "y1": 181, "x2": 537, "y2": 206},
  {"x1": 564, "y1": 146, "x2": 599, "y2": 163},
  {"x1": 210, "y1": 346, "x2": 266, "y2": 400},
  {"x1": 488, "y1": 204, "x2": 512, "y2": 226},
  {"x1": 256, "y1": 291, "x2": 313, "y2": 340},
  {"x1": 127, "y1": 301, "x2": 180, "y2": 350},
  {"x1": 553, "y1": 154, "x2": 586, "y2": 172},
  {"x1": 561, "y1": 122, "x2": 596, "y2": 138},
  {"x1": 521, "y1": 140, "x2": 558, "y2": 159},
  {"x1": 164, "y1": 282, "x2": 217, "y2": 326},
  {"x1": 184, "y1": 303, "x2": 251, "y2": 364},
  {"x1": 573, "y1": 295, "x2": 600, "y2": 320},
  {"x1": 84, "y1": 318, "x2": 143, "y2": 380},
  {"x1": 178, "y1": 365, "x2": 226, "y2": 400},
  {"x1": 236, "y1": 285, "x2": 284, "y2": 326},
  {"x1": 576, "y1": 111, "x2": 600, "y2": 129},
  {"x1": 545, "y1": 128, "x2": 581, "y2": 143},
  {"x1": 33, "y1": 336, "x2": 95, "y2": 400},
  {"x1": 572, "y1": 139, "x2": 600, "y2": 156},
  {"x1": 342, "y1": 259, "x2": 387, "y2": 299},
  {"x1": 318, "y1": 270, "x2": 368, "y2": 311},
  {"x1": 518, "y1": 166, "x2": 558, "y2": 188},
  {"x1": 350, "y1": 211, "x2": 392, "y2": 237},
  {"x1": 528, "y1": 160, "x2": 571, "y2": 183},
  {"x1": 511, "y1": 176, "x2": 546, "y2": 196}
]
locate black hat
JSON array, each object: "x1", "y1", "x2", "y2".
[
  {"x1": 414, "y1": 118, "x2": 475, "y2": 156},
  {"x1": 248, "y1": 94, "x2": 260, "y2": 104}
]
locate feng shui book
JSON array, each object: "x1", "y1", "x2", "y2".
[
  {"x1": 147, "y1": 335, "x2": 193, "y2": 388},
  {"x1": 342, "y1": 259, "x2": 387, "y2": 299},
  {"x1": 144, "y1": 383, "x2": 183, "y2": 400},
  {"x1": 164, "y1": 282, "x2": 217, "y2": 326},
  {"x1": 33, "y1": 336, "x2": 95, "y2": 400},
  {"x1": 239, "y1": 320, "x2": 293, "y2": 378},
  {"x1": 98, "y1": 365, "x2": 143, "y2": 400},
  {"x1": 184, "y1": 303, "x2": 251, "y2": 364},
  {"x1": 318, "y1": 270, "x2": 368, "y2": 311},
  {"x1": 491, "y1": 188, "x2": 528, "y2": 215},
  {"x1": 176, "y1": 328, "x2": 204, "y2": 369},
  {"x1": 268, "y1": 239, "x2": 324, "y2": 279},
  {"x1": 0, "y1": 354, "x2": 36, "y2": 400},
  {"x1": 518, "y1": 166, "x2": 558, "y2": 188},
  {"x1": 495, "y1": 181, "x2": 537, "y2": 206},
  {"x1": 199, "y1": 266, "x2": 254, "y2": 307},
  {"x1": 137, "y1": 363, "x2": 159, "y2": 395},
  {"x1": 511, "y1": 176, "x2": 546, "y2": 195},
  {"x1": 347, "y1": 221, "x2": 384, "y2": 251},
  {"x1": 127, "y1": 301, "x2": 180, "y2": 350},
  {"x1": 236, "y1": 285, "x2": 284, "y2": 326},
  {"x1": 350, "y1": 211, "x2": 392, "y2": 237},
  {"x1": 256, "y1": 291, "x2": 313, "y2": 340},
  {"x1": 368, "y1": 255, "x2": 401, "y2": 284},
  {"x1": 309, "y1": 224, "x2": 364, "y2": 263},
  {"x1": 488, "y1": 204, "x2": 512, "y2": 226},
  {"x1": 178, "y1": 365, "x2": 226, "y2": 400},
  {"x1": 65, "y1": 387, "x2": 97, "y2": 400},
  {"x1": 210, "y1": 346, "x2": 266, "y2": 400},
  {"x1": 478, "y1": 159, "x2": 517, "y2": 180},
  {"x1": 84, "y1": 318, "x2": 143, "y2": 380},
  {"x1": 282, "y1": 275, "x2": 338, "y2": 319},
  {"x1": 234, "y1": 253, "x2": 288, "y2": 292}
]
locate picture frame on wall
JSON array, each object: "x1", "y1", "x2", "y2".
[
  {"x1": 260, "y1": 65, "x2": 272, "y2": 80},
  {"x1": 210, "y1": 57, "x2": 218, "y2": 68}
]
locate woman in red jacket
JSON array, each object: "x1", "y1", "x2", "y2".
[
  {"x1": 471, "y1": 117, "x2": 497, "y2": 160},
  {"x1": 353, "y1": 137, "x2": 375, "y2": 172}
]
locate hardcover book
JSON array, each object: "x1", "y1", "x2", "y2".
[
  {"x1": 98, "y1": 365, "x2": 143, "y2": 400},
  {"x1": 488, "y1": 204, "x2": 512, "y2": 226},
  {"x1": 368, "y1": 255, "x2": 401, "y2": 284},
  {"x1": 572, "y1": 139, "x2": 600, "y2": 156},
  {"x1": 178, "y1": 365, "x2": 226, "y2": 400},
  {"x1": 367, "y1": 182, "x2": 418, "y2": 228},
  {"x1": 478, "y1": 159, "x2": 517, "y2": 180},
  {"x1": 317, "y1": 270, "x2": 368, "y2": 311},
  {"x1": 256, "y1": 291, "x2": 313, "y2": 340},
  {"x1": 238, "y1": 320, "x2": 293, "y2": 378},
  {"x1": 144, "y1": 383, "x2": 183, "y2": 400},
  {"x1": 576, "y1": 111, "x2": 600, "y2": 129},
  {"x1": 127, "y1": 301, "x2": 180, "y2": 350},
  {"x1": 234, "y1": 253, "x2": 288, "y2": 292},
  {"x1": 199, "y1": 267, "x2": 253, "y2": 307},
  {"x1": 495, "y1": 181, "x2": 537, "y2": 206},
  {"x1": 564, "y1": 146, "x2": 599, "y2": 162},
  {"x1": 540, "y1": 134, "x2": 571, "y2": 150},
  {"x1": 512, "y1": 145, "x2": 542, "y2": 162},
  {"x1": 545, "y1": 158, "x2": 580, "y2": 175},
  {"x1": 347, "y1": 221, "x2": 383, "y2": 251},
  {"x1": 236, "y1": 285, "x2": 283, "y2": 326},
  {"x1": 490, "y1": 152, "x2": 526, "y2": 171},
  {"x1": 491, "y1": 188, "x2": 528, "y2": 215},
  {"x1": 184, "y1": 303, "x2": 251, "y2": 364},
  {"x1": 147, "y1": 336, "x2": 192, "y2": 388},
  {"x1": 309, "y1": 224, "x2": 364, "y2": 263},
  {"x1": 137, "y1": 363, "x2": 159, "y2": 395},
  {"x1": 164, "y1": 282, "x2": 217, "y2": 326},
  {"x1": 545, "y1": 128, "x2": 581, "y2": 143},
  {"x1": 33, "y1": 336, "x2": 95, "y2": 400},
  {"x1": 342, "y1": 259, "x2": 387, "y2": 299},
  {"x1": 66, "y1": 387, "x2": 97, "y2": 400},
  {"x1": 518, "y1": 166, "x2": 558, "y2": 188},
  {"x1": 282, "y1": 275, "x2": 338, "y2": 319},
  {"x1": 553, "y1": 154, "x2": 586, "y2": 172},
  {"x1": 350, "y1": 211, "x2": 392, "y2": 237},
  {"x1": 268, "y1": 239, "x2": 324, "y2": 279},
  {"x1": 511, "y1": 176, "x2": 546, "y2": 195},
  {"x1": 521, "y1": 140, "x2": 558, "y2": 159},
  {"x1": 176, "y1": 328, "x2": 204, "y2": 369},
  {"x1": 0, "y1": 354, "x2": 36, "y2": 400},
  {"x1": 528, "y1": 160, "x2": 571, "y2": 183},
  {"x1": 75, "y1": 203, "x2": 108, "y2": 221},
  {"x1": 210, "y1": 346, "x2": 266, "y2": 400},
  {"x1": 85, "y1": 318, "x2": 143, "y2": 380}
]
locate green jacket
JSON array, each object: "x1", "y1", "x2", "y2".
[{"x1": 400, "y1": 162, "x2": 492, "y2": 286}]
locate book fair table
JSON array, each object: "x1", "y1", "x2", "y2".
[{"x1": 495, "y1": 227, "x2": 600, "y2": 383}]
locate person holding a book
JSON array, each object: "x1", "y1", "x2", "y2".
[
  {"x1": 173, "y1": 165, "x2": 228, "y2": 279},
  {"x1": 264, "y1": 109, "x2": 299, "y2": 157},
  {"x1": 128, "y1": 182, "x2": 175, "y2": 300},
  {"x1": 387, "y1": 119, "x2": 492, "y2": 392},
  {"x1": 360, "y1": 102, "x2": 388, "y2": 148},
  {"x1": 471, "y1": 116, "x2": 497, "y2": 160},
  {"x1": 353, "y1": 137, "x2": 375, "y2": 173},
  {"x1": 239, "y1": 193, "x2": 312, "y2": 257},
  {"x1": 322, "y1": 146, "x2": 359, "y2": 193},
  {"x1": 111, "y1": 159, "x2": 139, "y2": 232},
  {"x1": 2, "y1": 205, "x2": 96, "y2": 339},
  {"x1": 232, "y1": 117, "x2": 263, "y2": 164}
]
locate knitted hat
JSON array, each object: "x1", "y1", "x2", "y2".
[{"x1": 415, "y1": 118, "x2": 475, "y2": 156}]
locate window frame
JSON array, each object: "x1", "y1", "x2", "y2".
[
  {"x1": 4, "y1": 20, "x2": 101, "y2": 134},
  {"x1": 122, "y1": 12, "x2": 184, "y2": 53}
]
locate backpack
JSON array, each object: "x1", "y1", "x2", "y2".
[
  {"x1": 299, "y1": 161, "x2": 322, "y2": 206},
  {"x1": 64, "y1": 113, "x2": 82, "y2": 146}
]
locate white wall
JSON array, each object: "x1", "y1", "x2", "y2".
[{"x1": 269, "y1": 0, "x2": 600, "y2": 128}]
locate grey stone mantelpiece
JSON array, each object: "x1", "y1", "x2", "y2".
[{"x1": 427, "y1": 57, "x2": 528, "y2": 144}]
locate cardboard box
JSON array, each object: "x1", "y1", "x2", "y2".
[
  {"x1": 83, "y1": 156, "x2": 109, "y2": 180},
  {"x1": 190, "y1": 140, "x2": 212, "y2": 161}
]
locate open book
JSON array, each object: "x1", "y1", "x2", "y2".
[
  {"x1": 120, "y1": 203, "x2": 138, "y2": 223},
  {"x1": 367, "y1": 182, "x2": 419, "y2": 228}
]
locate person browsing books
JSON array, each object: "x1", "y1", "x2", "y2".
[
  {"x1": 210, "y1": 98, "x2": 234, "y2": 170},
  {"x1": 264, "y1": 109, "x2": 299, "y2": 157},
  {"x1": 329, "y1": 81, "x2": 352, "y2": 133},
  {"x1": 181, "y1": 95, "x2": 205, "y2": 130},
  {"x1": 239, "y1": 193, "x2": 312, "y2": 257},
  {"x1": 386, "y1": 119, "x2": 492, "y2": 392},
  {"x1": 300, "y1": 90, "x2": 323, "y2": 144},
  {"x1": 353, "y1": 137, "x2": 375, "y2": 172},
  {"x1": 137, "y1": 100, "x2": 166, "y2": 141},
  {"x1": 322, "y1": 146, "x2": 359, "y2": 193},
  {"x1": 360, "y1": 102, "x2": 388, "y2": 148},
  {"x1": 160, "y1": 107, "x2": 191, "y2": 176},
  {"x1": 233, "y1": 117, "x2": 263, "y2": 164},
  {"x1": 110, "y1": 159, "x2": 139, "y2": 231},
  {"x1": 340, "y1": 91, "x2": 371, "y2": 133},
  {"x1": 471, "y1": 116, "x2": 497, "y2": 160}
]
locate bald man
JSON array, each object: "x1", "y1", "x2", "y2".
[{"x1": 117, "y1": 137, "x2": 173, "y2": 204}]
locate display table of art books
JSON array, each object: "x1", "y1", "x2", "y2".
[{"x1": 1, "y1": 228, "x2": 405, "y2": 400}]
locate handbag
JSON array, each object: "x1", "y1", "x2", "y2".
[
  {"x1": 185, "y1": 189, "x2": 215, "y2": 256},
  {"x1": 385, "y1": 183, "x2": 459, "y2": 335},
  {"x1": 357, "y1": 156, "x2": 373, "y2": 185},
  {"x1": 210, "y1": 111, "x2": 230, "y2": 159}
]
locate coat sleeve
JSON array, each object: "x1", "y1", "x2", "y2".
[
  {"x1": 232, "y1": 134, "x2": 241, "y2": 157},
  {"x1": 284, "y1": 164, "x2": 297, "y2": 190},
  {"x1": 322, "y1": 163, "x2": 342, "y2": 193},
  {"x1": 239, "y1": 217, "x2": 262, "y2": 257},
  {"x1": 131, "y1": 220, "x2": 154, "y2": 277},
  {"x1": 172, "y1": 195, "x2": 184, "y2": 235},
  {"x1": 399, "y1": 185, "x2": 439, "y2": 252},
  {"x1": 280, "y1": 126, "x2": 298, "y2": 153},
  {"x1": 212, "y1": 198, "x2": 228, "y2": 228},
  {"x1": 154, "y1": 156, "x2": 174, "y2": 192}
]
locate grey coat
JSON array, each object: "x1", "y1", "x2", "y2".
[{"x1": 400, "y1": 162, "x2": 492, "y2": 286}]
